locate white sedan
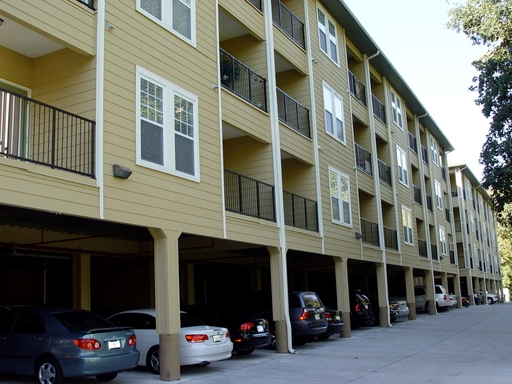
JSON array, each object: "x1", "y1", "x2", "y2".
[{"x1": 108, "y1": 309, "x2": 233, "y2": 373}]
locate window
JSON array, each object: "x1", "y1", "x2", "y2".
[
  {"x1": 402, "y1": 206, "x2": 413, "y2": 245},
  {"x1": 435, "y1": 180, "x2": 443, "y2": 210},
  {"x1": 396, "y1": 146, "x2": 408, "y2": 186},
  {"x1": 138, "y1": 0, "x2": 195, "y2": 45},
  {"x1": 439, "y1": 226, "x2": 447, "y2": 255},
  {"x1": 323, "y1": 83, "x2": 345, "y2": 143},
  {"x1": 329, "y1": 167, "x2": 351, "y2": 226},
  {"x1": 391, "y1": 91, "x2": 403, "y2": 129},
  {"x1": 136, "y1": 67, "x2": 199, "y2": 181},
  {"x1": 430, "y1": 137, "x2": 439, "y2": 165},
  {"x1": 317, "y1": 8, "x2": 338, "y2": 64}
]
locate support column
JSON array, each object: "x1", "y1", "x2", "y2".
[
  {"x1": 268, "y1": 247, "x2": 291, "y2": 353},
  {"x1": 72, "y1": 254, "x2": 90, "y2": 310},
  {"x1": 425, "y1": 270, "x2": 436, "y2": 315},
  {"x1": 441, "y1": 273, "x2": 448, "y2": 292},
  {"x1": 334, "y1": 257, "x2": 351, "y2": 337},
  {"x1": 150, "y1": 228, "x2": 181, "y2": 381},
  {"x1": 404, "y1": 267, "x2": 416, "y2": 319},
  {"x1": 376, "y1": 263, "x2": 389, "y2": 327},
  {"x1": 453, "y1": 273, "x2": 462, "y2": 308}
]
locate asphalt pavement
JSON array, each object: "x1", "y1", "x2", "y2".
[{"x1": 2, "y1": 302, "x2": 511, "y2": 384}]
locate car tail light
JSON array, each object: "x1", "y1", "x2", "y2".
[
  {"x1": 299, "y1": 308, "x2": 309, "y2": 320},
  {"x1": 185, "y1": 334, "x2": 209, "y2": 343},
  {"x1": 240, "y1": 322, "x2": 255, "y2": 331},
  {"x1": 325, "y1": 312, "x2": 332, "y2": 322},
  {"x1": 127, "y1": 334, "x2": 136, "y2": 346},
  {"x1": 355, "y1": 304, "x2": 361, "y2": 313},
  {"x1": 74, "y1": 339, "x2": 101, "y2": 350},
  {"x1": 226, "y1": 331, "x2": 230, "y2": 339}
]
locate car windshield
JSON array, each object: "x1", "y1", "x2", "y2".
[
  {"x1": 181, "y1": 313, "x2": 206, "y2": 328},
  {"x1": 53, "y1": 311, "x2": 113, "y2": 332}
]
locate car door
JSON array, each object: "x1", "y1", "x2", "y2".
[
  {"x1": 0, "y1": 311, "x2": 18, "y2": 371},
  {"x1": 3, "y1": 312, "x2": 46, "y2": 374}
]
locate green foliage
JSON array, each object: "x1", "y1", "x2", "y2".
[
  {"x1": 447, "y1": 0, "x2": 512, "y2": 225},
  {"x1": 497, "y1": 205, "x2": 512, "y2": 291}
]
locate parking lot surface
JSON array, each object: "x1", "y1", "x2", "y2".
[{"x1": 2, "y1": 302, "x2": 511, "y2": 384}]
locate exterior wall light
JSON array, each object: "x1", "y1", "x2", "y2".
[{"x1": 113, "y1": 164, "x2": 132, "y2": 179}]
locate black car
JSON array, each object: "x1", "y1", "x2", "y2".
[
  {"x1": 366, "y1": 294, "x2": 399, "y2": 326},
  {"x1": 349, "y1": 290, "x2": 375, "y2": 329},
  {"x1": 184, "y1": 304, "x2": 271, "y2": 355},
  {"x1": 316, "y1": 308, "x2": 344, "y2": 340}
]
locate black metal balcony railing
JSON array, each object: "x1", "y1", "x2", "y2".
[
  {"x1": 224, "y1": 169, "x2": 276, "y2": 221},
  {"x1": 408, "y1": 132, "x2": 418, "y2": 154},
  {"x1": 355, "y1": 143, "x2": 372, "y2": 175},
  {"x1": 248, "y1": 0, "x2": 263, "y2": 11},
  {"x1": 276, "y1": 88, "x2": 310, "y2": 138},
  {"x1": 361, "y1": 218, "x2": 379, "y2": 247},
  {"x1": 220, "y1": 49, "x2": 267, "y2": 111},
  {"x1": 421, "y1": 145, "x2": 428, "y2": 164},
  {"x1": 418, "y1": 239, "x2": 428, "y2": 258},
  {"x1": 372, "y1": 94, "x2": 385, "y2": 122},
  {"x1": 348, "y1": 71, "x2": 366, "y2": 106},
  {"x1": 425, "y1": 194, "x2": 433, "y2": 212},
  {"x1": 431, "y1": 244, "x2": 439, "y2": 261},
  {"x1": 77, "y1": 0, "x2": 95, "y2": 10},
  {"x1": 0, "y1": 88, "x2": 95, "y2": 178},
  {"x1": 283, "y1": 191, "x2": 318, "y2": 232},
  {"x1": 272, "y1": 0, "x2": 305, "y2": 49},
  {"x1": 413, "y1": 185, "x2": 422, "y2": 205},
  {"x1": 383, "y1": 226, "x2": 398, "y2": 250},
  {"x1": 378, "y1": 159, "x2": 391, "y2": 186}
]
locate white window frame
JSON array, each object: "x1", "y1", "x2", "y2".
[
  {"x1": 402, "y1": 206, "x2": 414, "y2": 245},
  {"x1": 435, "y1": 180, "x2": 443, "y2": 210},
  {"x1": 136, "y1": 66, "x2": 199, "y2": 182},
  {"x1": 323, "y1": 82, "x2": 345, "y2": 144},
  {"x1": 396, "y1": 145, "x2": 409, "y2": 186},
  {"x1": 329, "y1": 167, "x2": 352, "y2": 226},
  {"x1": 137, "y1": 0, "x2": 196, "y2": 46},
  {"x1": 317, "y1": 7, "x2": 339, "y2": 65},
  {"x1": 430, "y1": 137, "x2": 439, "y2": 166},
  {"x1": 439, "y1": 226, "x2": 447, "y2": 255},
  {"x1": 391, "y1": 91, "x2": 403, "y2": 129}
]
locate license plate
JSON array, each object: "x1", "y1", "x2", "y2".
[
  {"x1": 257, "y1": 325, "x2": 264, "y2": 332},
  {"x1": 212, "y1": 334, "x2": 221, "y2": 343},
  {"x1": 314, "y1": 313, "x2": 320, "y2": 320},
  {"x1": 335, "y1": 315, "x2": 341, "y2": 320},
  {"x1": 108, "y1": 340, "x2": 121, "y2": 349}
]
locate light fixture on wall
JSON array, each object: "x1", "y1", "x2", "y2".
[
  {"x1": 355, "y1": 232, "x2": 363, "y2": 240},
  {"x1": 105, "y1": 21, "x2": 116, "y2": 31},
  {"x1": 113, "y1": 164, "x2": 132, "y2": 179}
]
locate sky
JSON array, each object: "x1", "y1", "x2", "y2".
[{"x1": 342, "y1": 0, "x2": 489, "y2": 181}]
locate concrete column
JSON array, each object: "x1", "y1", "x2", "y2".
[
  {"x1": 404, "y1": 267, "x2": 416, "y2": 319},
  {"x1": 72, "y1": 254, "x2": 90, "y2": 310},
  {"x1": 149, "y1": 228, "x2": 181, "y2": 381},
  {"x1": 376, "y1": 263, "x2": 389, "y2": 327},
  {"x1": 334, "y1": 257, "x2": 351, "y2": 338},
  {"x1": 268, "y1": 247, "x2": 291, "y2": 353},
  {"x1": 453, "y1": 274, "x2": 462, "y2": 308},
  {"x1": 425, "y1": 270, "x2": 436, "y2": 315},
  {"x1": 441, "y1": 273, "x2": 448, "y2": 291}
]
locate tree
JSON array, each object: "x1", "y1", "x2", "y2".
[
  {"x1": 447, "y1": 0, "x2": 512, "y2": 225},
  {"x1": 497, "y1": 204, "x2": 512, "y2": 292}
]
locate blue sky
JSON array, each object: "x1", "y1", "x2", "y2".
[{"x1": 342, "y1": 0, "x2": 489, "y2": 180}]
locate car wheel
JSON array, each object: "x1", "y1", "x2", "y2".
[
  {"x1": 195, "y1": 361, "x2": 211, "y2": 367},
  {"x1": 487, "y1": 297, "x2": 493, "y2": 305},
  {"x1": 95, "y1": 373, "x2": 118, "y2": 382},
  {"x1": 36, "y1": 356, "x2": 64, "y2": 384},
  {"x1": 236, "y1": 347, "x2": 255, "y2": 355},
  {"x1": 147, "y1": 345, "x2": 160, "y2": 374}
]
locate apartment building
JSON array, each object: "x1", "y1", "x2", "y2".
[{"x1": 0, "y1": 0, "x2": 502, "y2": 380}]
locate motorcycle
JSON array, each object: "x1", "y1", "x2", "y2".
[{"x1": 461, "y1": 296, "x2": 470, "y2": 307}]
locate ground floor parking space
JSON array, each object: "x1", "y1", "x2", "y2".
[{"x1": 2, "y1": 303, "x2": 511, "y2": 384}]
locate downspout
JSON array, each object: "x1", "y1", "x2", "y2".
[
  {"x1": 95, "y1": 0, "x2": 106, "y2": 219},
  {"x1": 263, "y1": 0, "x2": 294, "y2": 354}
]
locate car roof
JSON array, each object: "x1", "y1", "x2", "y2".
[{"x1": 110, "y1": 309, "x2": 186, "y2": 316}]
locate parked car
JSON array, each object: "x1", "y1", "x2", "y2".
[
  {"x1": 0, "y1": 306, "x2": 139, "y2": 384},
  {"x1": 390, "y1": 297, "x2": 410, "y2": 319},
  {"x1": 183, "y1": 304, "x2": 271, "y2": 355},
  {"x1": 448, "y1": 294, "x2": 458, "y2": 308},
  {"x1": 486, "y1": 292, "x2": 499, "y2": 304},
  {"x1": 397, "y1": 285, "x2": 451, "y2": 312},
  {"x1": 366, "y1": 294, "x2": 399, "y2": 325},
  {"x1": 316, "y1": 308, "x2": 344, "y2": 340},
  {"x1": 349, "y1": 290, "x2": 375, "y2": 329},
  {"x1": 107, "y1": 309, "x2": 232, "y2": 374}
]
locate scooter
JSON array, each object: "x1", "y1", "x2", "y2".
[{"x1": 461, "y1": 296, "x2": 470, "y2": 307}]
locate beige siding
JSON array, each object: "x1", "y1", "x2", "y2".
[
  {"x1": 219, "y1": 1, "x2": 265, "y2": 41},
  {"x1": 0, "y1": 46, "x2": 32, "y2": 87}
]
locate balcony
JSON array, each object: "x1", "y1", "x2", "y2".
[
  {"x1": 408, "y1": 132, "x2": 418, "y2": 154},
  {"x1": 272, "y1": 0, "x2": 305, "y2": 48},
  {"x1": 378, "y1": 159, "x2": 391, "y2": 186},
  {"x1": 283, "y1": 191, "x2": 318, "y2": 232},
  {"x1": 0, "y1": 88, "x2": 95, "y2": 178},
  {"x1": 413, "y1": 185, "x2": 422, "y2": 205},
  {"x1": 77, "y1": 0, "x2": 95, "y2": 9},
  {"x1": 418, "y1": 239, "x2": 428, "y2": 258},
  {"x1": 372, "y1": 94, "x2": 385, "y2": 122},
  {"x1": 355, "y1": 143, "x2": 372, "y2": 175},
  {"x1": 224, "y1": 169, "x2": 276, "y2": 222},
  {"x1": 383, "y1": 226, "x2": 398, "y2": 250},
  {"x1": 348, "y1": 71, "x2": 366, "y2": 106},
  {"x1": 276, "y1": 88, "x2": 310, "y2": 138},
  {"x1": 220, "y1": 49, "x2": 267, "y2": 111},
  {"x1": 248, "y1": 0, "x2": 263, "y2": 11},
  {"x1": 361, "y1": 218, "x2": 379, "y2": 247}
]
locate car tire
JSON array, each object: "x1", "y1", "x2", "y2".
[
  {"x1": 95, "y1": 373, "x2": 118, "y2": 382},
  {"x1": 316, "y1": 334, "x2": 331, "y2": 340},
  {"x1": 487, "y1": 297, "x2": 493, "y2": 305},
  {"x1": 36, "y1": 356, "x2": 64, "y2": 384},
  {"x1": 195, "y1": 361, "x2": 211, "y2": 367},
  {"x1": 147, "y1": 345, "x2": 160, "y2": 374},
  {"x1": 236, "y1": 347, "x2": 255, "y2": 355}
]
